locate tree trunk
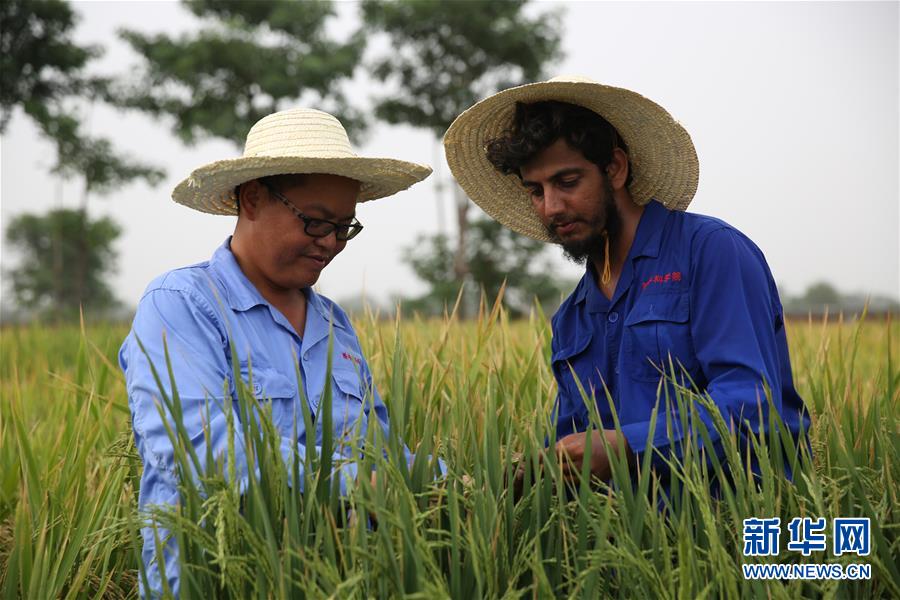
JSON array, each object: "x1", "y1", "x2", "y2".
[
  {"x1": 73, "y1": 180, "x2": 90, "y2": 318},
  {"x1": 452, "y1": 183, "x2": 471, "y2": 318},
  {"x1": 433, "y1": 140, "x2": 447, "y2": 235},
  {"x1": 52, "y1": 215, "x2": 64, "y2": 319}
]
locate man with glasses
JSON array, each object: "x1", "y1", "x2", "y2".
[{"x1": 119, "y1": 108, "x2": 430, "y2": 597}]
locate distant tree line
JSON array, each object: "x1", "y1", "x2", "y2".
[{"x1": 780, "y1": 282, "x2": 899, "y2": 319}]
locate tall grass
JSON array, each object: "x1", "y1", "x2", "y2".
[{"x1": 0, "y1": 305, "x2": 897, "y2": 598}]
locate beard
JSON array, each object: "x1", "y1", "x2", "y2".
[{"x1": 547, "y1": 178, "x2": 621, "y2": 265}]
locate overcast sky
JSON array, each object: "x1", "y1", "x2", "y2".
[{"x1": 1, "y1": 1, "x2": 898, "y2": 312}]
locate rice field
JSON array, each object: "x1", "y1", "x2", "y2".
[{"x1": 0, "y1": 303, "x2": 897, "y2": 598}]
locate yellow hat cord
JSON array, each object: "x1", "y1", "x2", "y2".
[{"x1": 600, "y1": 230, "x2": 612, "y2": 286}]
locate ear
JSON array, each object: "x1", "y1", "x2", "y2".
[
  {"x1": 238, "y1": 180, "x2": 265, "y2": 221},
  {"x1": 605, "y1": 148, "x2": 630, "y2": 191}
]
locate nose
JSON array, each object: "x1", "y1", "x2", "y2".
[
  {"x1": 312, "y1": 230, "x2": 340, "y2": 253},
  {"x1": 542, "y1": 188, "x2": 567, "y2": 220}
]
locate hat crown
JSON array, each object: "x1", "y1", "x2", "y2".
[
  {"x1": 243, "y1": 108, "x2": 356, "y2": 160},
  {"x1": 547, "y1": 74, "x2": 598, "y2": 85}
]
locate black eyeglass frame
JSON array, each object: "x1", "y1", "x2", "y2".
[{"x1": 262, "y1": 183, "x2": 364, "y2": 241}]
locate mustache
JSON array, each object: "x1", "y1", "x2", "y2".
[{"x1": 549, "y1": 216, "x2": 580, "y2": 229}]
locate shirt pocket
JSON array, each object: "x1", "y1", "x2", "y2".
[
  {"x1": 551, "y1": 330, "x2": 594, "y2": 417},
  {"x1": 238, "y1": 366, "x2": 298, "y2": 434},
  {"x1": 624, "y1": 292, "x2": 698, "y2": 383},
  {"x1": 331, "y1": 365, "x2": 366, "y2": 403},
  {"x1": 328, "y1": 364, "x2": 368, "y2": 448}
]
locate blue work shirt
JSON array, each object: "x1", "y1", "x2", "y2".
[
  {"x1": 551, "y1": 200, "x2": 809, "y2": 482},
  {"x1": 119, "y1": 238, "x2": 395, "y2": 597}
]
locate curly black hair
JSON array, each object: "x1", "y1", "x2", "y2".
[{"x1": 485, "y1": 101, "x2": 632, "y2": 187}]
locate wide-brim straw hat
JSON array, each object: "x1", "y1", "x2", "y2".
[
  {"x1": 443, "y1": 76, "x2": 698, "y2": 242},
  {"x1": 172, "y1": 108, "x2": 432, "y2": 214}
]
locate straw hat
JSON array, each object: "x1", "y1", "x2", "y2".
[
  {"x1": 443, "y1": 76, "x2": 698, "y2": 242},
  {"x1": 172, "y1": 108, "x2": 432, "y2": 215}
]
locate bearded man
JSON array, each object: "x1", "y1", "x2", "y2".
[{"x1": 444, "y1": 77, "x2": 809, "y2": 490}]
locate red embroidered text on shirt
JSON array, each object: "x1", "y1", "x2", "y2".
[
  {"x1": 341, "y1": 351, "x2": 362, "y2": 366},
  {"x1": 642, "y1": 271, "x2": 682, "y2": 290}
]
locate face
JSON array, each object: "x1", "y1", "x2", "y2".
[
  {"x1": 520, "y1": 139, "x2": 620, "y2": 264},
  {"x1": 242, "y1": 174, "x2": 361, "y2": 291}
]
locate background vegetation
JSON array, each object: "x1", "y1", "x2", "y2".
[{"x1": 2, "y1": 0, "x2": 569, "y2": 323}]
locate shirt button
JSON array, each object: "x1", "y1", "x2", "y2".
[{"x1": 608, "y1": 312, "x2": 619, "y2": 323}]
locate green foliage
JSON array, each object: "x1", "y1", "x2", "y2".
[
  {"x1": 4, "y1": 209, "x2": 122, "y2": 320},
  {"x1": 404, "y1": 217, "x2": 569, "y2": 317},
  {"x1": 2, "y1": 308, "x2": 898, "y2": 598},
  {"x1": 118, "y1": 0, "x2": 366, "y2": 147},
  {"x1": 26, "y1": 104, "x2": 165, "y2": 195},
  {"x1": 0, "y1": 0, "x2": 164, "y2": 187},
  {"x1": 402, "y1": 233, "x2": 460, "y2": 316},
  {"x1": 1, "y1": 0, "x2": 163, "y2": 321},
  {"x1": 0, "y1": 0, "x2": 95, "y2": 132},
  {"x1": 0, "y1": 322, "x2": 139, "y2": 599},
  {"x1": 361, "y1": 0, "x2": 563, "y2": 135}
]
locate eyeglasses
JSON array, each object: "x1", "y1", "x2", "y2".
[{"x1": 263, "y1": 184, "x2": 363, "y2": 241}]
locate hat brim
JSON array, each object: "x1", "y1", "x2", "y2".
[
  {"x1": 172, "y1": 155, "x2": 432, "y2": 215},
  {"x1": 443, "y1": 80, "x2": 698, "y2": 242}
]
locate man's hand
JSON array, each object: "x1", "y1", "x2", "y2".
[
  {"x1": 555, "y1": 429, "x2": 630, "y2": 482},
  {"x1": 507, "y1": 431, "x2": 632, "y2": 498}
]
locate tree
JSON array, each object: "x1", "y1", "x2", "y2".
[
  {"x1": 117, "y1": 0, "x2": 367, "y2": 147},
  {"x1": 361, "y1": 0, "x2": 563, "y2": 317},
  {"x1": 404, "y1": 216, "x2": 569, "y2": 318},
  {"x1": 5, "y1": 209, "x2": 122, "y2": 320},
  {"x1": 468, "y1": 218, "x2": 570, "y2": 316},
  {"x1": 1, "y1": 0, "x2": 164, "y2": 320},
  {"x1": 1, "y1": 0, "x2": 163, "y2": 192},
  {"x1": 1, "y1": 0, "x2": 93, "y2": 131},
  {"x1": 802, "y1": 281, "x2": 841, "y2": 307},
  {"x1": 402, "y1": 233, "x2": 461, "y2": 316}
]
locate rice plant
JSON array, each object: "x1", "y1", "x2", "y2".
[{"x1": 0, "y1": 304, "x2": 897, "y2": 598}]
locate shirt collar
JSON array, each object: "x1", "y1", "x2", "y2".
[
  {"x1": 629, "y1": 199, "x2": 668, "y2": 260},
  {"x1": 573, "y1": 267, "x2": 595, "y2": 306},
  {"x1": 209, "y1": 237, "x2": 344, "y2": 330},
  {"x1": 209, "y1": 238, "x2": 267, "y2": 312},
  {"x1": 572, "y1": 199, "x2": 669, "y2": 306}
]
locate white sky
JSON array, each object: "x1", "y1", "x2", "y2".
[{"x1": 1, "y1": 1, "x2": 898, "y2": 312}]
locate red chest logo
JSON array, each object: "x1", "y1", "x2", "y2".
[
  {"x1": 341, "y1": 351, "x2": 362, "y2": 367},
  {"x1": 642, "y1": 271, "x2": 682, "y2": 290}
]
